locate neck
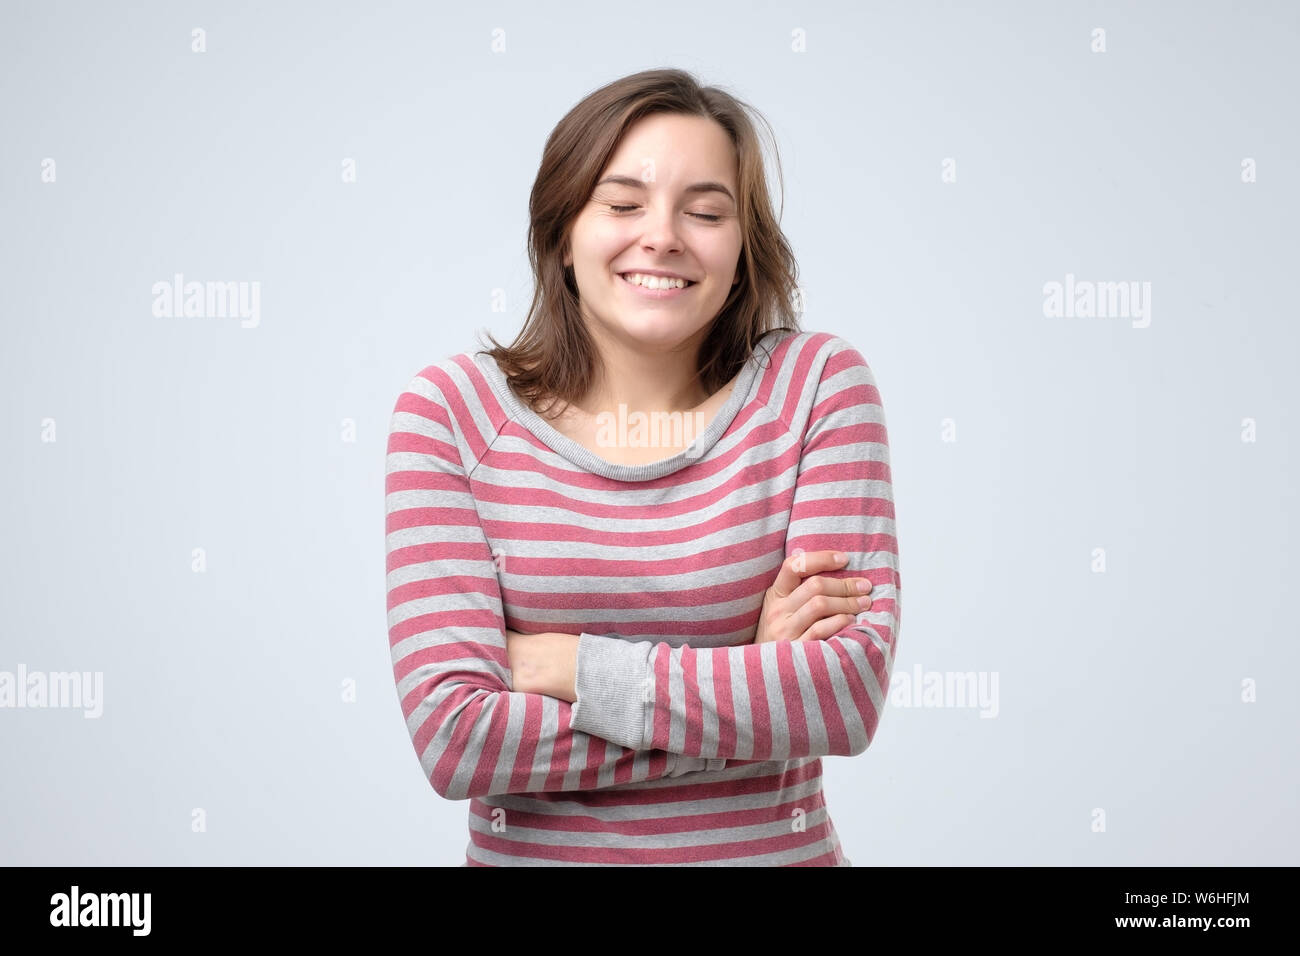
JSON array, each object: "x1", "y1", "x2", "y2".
[{"x1": 578, "y1": 322, "x2": 716, "y2": 416}]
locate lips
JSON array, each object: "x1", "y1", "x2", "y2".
[
  {"x1": 617, "y1": 272, "x2": 697, "y2": 298},
  {"x1": 618, "y1": 272, "x2": 696, "y2": 286}
]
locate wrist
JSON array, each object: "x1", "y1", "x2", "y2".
[
  {"x1": 545, "y1": 632, "x2": 579, "y2": 702},
  {"x1": 512, "y1": 631, "x2": 578, "y2": 702}
]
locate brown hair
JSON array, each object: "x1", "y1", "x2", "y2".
[{"x1": 476, "y1": 68, "x2": 802, "y2": 419}]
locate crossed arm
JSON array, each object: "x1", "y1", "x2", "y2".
[
  {"x1": 384, "y1": 337, "x2": 901, "y2": 800},
  {"x1": 505, "y1": 551, "x2": 876, "y2": 703}
]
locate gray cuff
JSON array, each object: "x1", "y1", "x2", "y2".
[
  {"x1": 569, "y1": 632, "x2": 655, "y2": 751},
  {"x1": 668, "y1": 755, "x2": 729, "y2": 776}
]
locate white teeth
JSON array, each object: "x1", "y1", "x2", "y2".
[{"x1": 621, "y1": 272, "x2": 690, "y2": 289}]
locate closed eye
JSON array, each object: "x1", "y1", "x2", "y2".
[{"x1": 607, "y1": 204, "x2": 723, "y2": 223}]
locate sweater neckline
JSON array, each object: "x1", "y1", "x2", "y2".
[{"x1": 473, "y1": 330, "x2": 785, "y2": 482}]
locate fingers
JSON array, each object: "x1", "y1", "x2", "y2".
[
  {"x1": 794, "y1": 613, "x2": 857, "y2": 642},
  {"x1": 783, "y1": 587, "x2": 870, "y2": 639},
  {"x1": 788, "y1": 572, "x2": 871, "y2": 606},
  {"x1": 770, "y1": 549, "x2": 848, "y2": 598},
  {"x1": 764, "y1": 552, "x2": 872, "y2": 644},
  {"x1": 778, "y1": 573, "x2": 871, "y2": 634}
]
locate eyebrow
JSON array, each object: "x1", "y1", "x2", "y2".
[{"x1": 594, "y1": 174, "x2": 736, "y2": 204}]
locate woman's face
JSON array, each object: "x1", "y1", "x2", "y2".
[{"x1": 564, "y1": 112, "x2": 742, "y2": 354}]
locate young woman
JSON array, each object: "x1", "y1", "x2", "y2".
[{"x1": 384, "y1": 69, "x2": 902, "y2": 865}]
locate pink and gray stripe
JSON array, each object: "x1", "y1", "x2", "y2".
[{"x1": 384, "y1": 329, "x2": 901, "y2": 865}]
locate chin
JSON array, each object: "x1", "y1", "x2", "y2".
[{"x1": 609, "y1": 316, "x2": 706, "y2": 350}]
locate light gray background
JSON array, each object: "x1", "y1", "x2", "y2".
[{"x1": 2, "y1": 0, "x2": 1296, "y2": 865}]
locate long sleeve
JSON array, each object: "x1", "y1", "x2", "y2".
[
  {"x1": 385, "y1": 367, "x2": 726, "y2": 801},
  {"x1": 568, "y1": 337, "x2": 902, "y2": 761}
]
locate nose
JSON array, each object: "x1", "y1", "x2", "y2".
[{"x1": 637, "y1": 201, "x2": 685, "y2": 254}]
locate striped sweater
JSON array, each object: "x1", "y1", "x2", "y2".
[{"x1": 384, "y1": 329, "x2": 902, "y2": 866}]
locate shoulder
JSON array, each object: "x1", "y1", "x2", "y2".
[
  {"x1": 387, "y1": 349, "x2": 505, "y2": 469},
  {"x1": 756, "y1": 330, "x2": 886, "y2": 441},
  {"x1": 391, "y1": 351, "x2": 489, "y2": 410},
  {"x1": 759, "y1": 329, "x2": 876, "y2": 392}
]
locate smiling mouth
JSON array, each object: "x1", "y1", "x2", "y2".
[{"x1": 618, "y1": 272, "x2": 697, "y2": 289}]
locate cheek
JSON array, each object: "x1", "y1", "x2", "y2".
[
  {"x1": 574, "y1": 212, "x2": 621, "y2": 241},
  {"x1": 702, "y1": 255, "x2": 741, "y2": 284},
  {"x1": 699, "y1": 230, "x2": 742, "y2": 269},
  {"x1": 568, "y1": 216, "x2": 612, "y2": 259},
  {"x1": 575, "y1": 235, "x2": 627, "y2": 272}
]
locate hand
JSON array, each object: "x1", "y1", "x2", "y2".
[
  {"x1": 754, "y1": 550, "x2": 873, "y2": 644},
  {"x1": 505, "y1": 628, "x2": 578, "y2": 701}
]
